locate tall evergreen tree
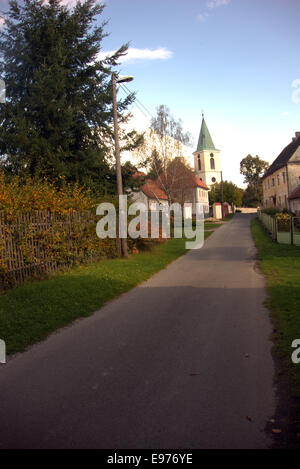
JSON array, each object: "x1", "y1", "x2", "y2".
[{"x1": 0, "y1": 0, "x2": 139, "y2": 189}]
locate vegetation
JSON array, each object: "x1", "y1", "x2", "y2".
[
  {"x1": 134, "y1": 105, "x2": 193, "y2": 200},
  {"x1": 0, "y1": 226, "x2": 218, "y2": 355},
  {"x1": 240, "y1": 154, "x2": 269, "y2": 206},
  {"x1": 0, "y1": 0, "x2": 142, "y2": 192},
  {"x1": 209, "y1": 180, "x2": 243, "y2": 207},
  {"x1": 251, "y1": 218, "x2": 300, "y2": 434}
]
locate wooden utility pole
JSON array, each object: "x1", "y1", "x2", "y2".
[
  {"x1": 112, "y1": 73, "x2": 128, "y2": 258},
  {"x1": 221, "y1": 170, "x2": 224, "y2": 218}
]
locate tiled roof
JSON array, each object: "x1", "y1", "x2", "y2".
[
  {"x1": 141, "y1": 179, "x2": 168, "y2": 201},
  {"x1": 193, "y1": 175, "x2": 209, "y2": 190},
  {"x1": 132, "y1": 171, "x2": 146, "y2": 180},
  {"x1": 289, "y1": 185, "x2": 300, "y2": 200},
  {"x1": 156, "y1": 173, "x2": 209, "y2": 191},
  {"x1": 262, "y1": 134, "x2": 300, "y2": 179}
]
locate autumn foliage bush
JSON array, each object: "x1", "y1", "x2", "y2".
[
  {"x1": 0, "y1": 173, "x2": 98, "y2": 213},
  {"x1": 0, "y1": 174, "x2": 167, "y2": 289}
]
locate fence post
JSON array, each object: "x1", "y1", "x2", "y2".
[{"x1": 291, "y1": 217, "x2": 294, "y2": 245}]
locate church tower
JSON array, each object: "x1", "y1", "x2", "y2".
[{"x1": 193, "y1": 115, "x2": 221, "y2": 189}]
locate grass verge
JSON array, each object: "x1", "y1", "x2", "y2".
[
  {"x1": 0, "y1": 229, "x2": 216, "y2": 355},
  {"x1": 251, "y1": 218, "x2": 300, "y2": 436}
]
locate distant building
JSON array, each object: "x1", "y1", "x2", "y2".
[
  {"x1": 130, "y1": 169, "x2": 209, "y2": 216},
  {"x1": 130, "y1": 173, "x2": 169, "y2": 210},
  {"x1": 262, "y1": 132, "x2": 300, "y2": 213},
  {"x1": 193, "y1": 115, "x2": 222, "y2": 189}
]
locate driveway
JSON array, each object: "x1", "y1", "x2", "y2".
[{"x1": 0, "y1": 214, "x2": 275, "y2": 449}]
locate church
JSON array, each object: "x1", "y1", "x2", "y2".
[
  {"x1": 193, "y1": 114, "x2": 222, "y2": 190},
  {"x1": 129, "y1": 115, "x2": 222, "y2": 217}
]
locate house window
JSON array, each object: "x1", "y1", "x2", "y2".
[
  {"x1": 282, "y1": 172, "x2": 286, "y2": 184},
  {"x1": 277, "y1": 175, "x2": 280, "y2": 185},
  {"x1": 197, "y1": 155, "x2": 201, "y2": 170},
  {"x1": 210, "y1": 156, "x2": 215, "y2": 170},
  {"x1": 272, "y1": 178, "x2": 275, "y2": 186},
  {"x1": 278, "y1": 196, "x2": 281, "y2": 206},
  {"x1": 285, "y1": 195, "x2": 287, "y2": 207},
  {"x1": 268, "y1": 179, "x2": 270, "y2": 188}
]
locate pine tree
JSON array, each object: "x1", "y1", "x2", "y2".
[{"x1": 0, "y1": 0, "x2": 138, "y2": 190}]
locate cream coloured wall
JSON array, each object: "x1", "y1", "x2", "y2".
[
  {"x1": 193, "y1": 149, "x2": 221, "y2": 188},
  {"x1": 290, "y1": 198, "x2": 300, "y2": 215},
  {"x1": 262, "y1": 163, "x2": 300, "y2": 210},
  {"x1": 287, "y1": 163, "x2": 300, "y2": 193},
  {"x1": 262, "y1": 167, "x2": 289, "y2": 209}
]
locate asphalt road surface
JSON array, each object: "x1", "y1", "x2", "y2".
[{"x1": 0, "y1": 214, "x2": 275, "y2": 449}]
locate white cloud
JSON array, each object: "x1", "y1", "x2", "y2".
[
  {"x1": 97, "y1": 47, "x2": 173, "y2": 64},
  {"x1": 206, "y1": 0, "x2": 231, "y2": 9},
  {"x1": 281, "y1": 111, "x2": 290, "y2": 117},
  {"x1": 197, "y1": 0, "x2": 231, "y2": 21},
  {"x1": 197, "y1": 12, "x2": 209, "y2": 22},
  {"x1": 292, "y1": 78, "x2": 300, "y2": 104}
]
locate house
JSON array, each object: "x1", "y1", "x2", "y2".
[
  {"x1": 130, "y1": 167, "x2": 210, "y2": 216},
  {"x1": 262, "y1": 132, "x2": 300, "y2": 211},
  {"x1": 288, "y1": 186, "x2": 300, "y2": 216},
  {"x1": 155, "y1": 158, "x2": 210, "y2": 215},
  {"x1": 130, "y1": 172, "x2": 169, "y2": 210}
]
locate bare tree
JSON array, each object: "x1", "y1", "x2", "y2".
[{"x1": 133, "y1": 105, "x2": 193, "y2": 202}]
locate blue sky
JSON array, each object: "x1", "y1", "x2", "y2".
[
  {"x1": 1, "y1": 0, "x2": 299, "y2": 185},
  {"x1": 100, "y1": 0, "x2": 300, "y2": 185}
]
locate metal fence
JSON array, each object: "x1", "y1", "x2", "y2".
[{"x1": 257, "y1": 211, "x2": 300, "y2": 246}]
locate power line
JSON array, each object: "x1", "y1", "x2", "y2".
[{"x1": 120, "y1": 83, "x2": 153, "y2": 119}]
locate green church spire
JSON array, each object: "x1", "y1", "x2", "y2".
[{"x1": 196, "y1": 116, "x2": 216, "y2": 152}]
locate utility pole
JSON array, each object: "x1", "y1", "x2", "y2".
[
  {"x1": 221, "y1": 170, "x2": 224, "y2": 218},
  {"x1": 112, "y1": 72, "x2": 128, "y2": 258}
]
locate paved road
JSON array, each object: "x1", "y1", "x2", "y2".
[{"x1": 0, "y1": 214, "x2": 275, "y2": 449}]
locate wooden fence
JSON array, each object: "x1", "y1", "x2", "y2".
[
  {"x1": 258, "y1": 211, "x2": 300, "y2": 246},
  {"x1": 0, "y1": 210, "x2": 118, "y2": 289}
]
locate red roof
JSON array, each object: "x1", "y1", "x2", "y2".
[
  {"x1": 193, "y1": 176, "x2": 209, "y2": 190},
  {"x1": 289, "y1": 185, "x2": 300, "y2": 200},
  {"x1": 155, "y1": 173, "x2": 209, "y2": 191},
  {"x1": 132, "y1": 171, "x2": 146, "y2": 180},
  {"x1": 141, "y1": 180, "x2": 168, "y2": 201}
]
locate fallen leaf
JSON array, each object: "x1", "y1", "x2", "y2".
[
  {"x1": 272, "y1": 429, "x2": 282, "y2": 434},
  {"x1": 296, "y1": 433, "x2": 300, "y2": 439},
  {"x1": 190, "y1": 373, "x2": 201, "y2": 376},
  {"x1": 246, "y1": 416, "x2": 252, "y2": 422},
  {"x1": 268, "y1": 418, "x2": 275, "y2": 424}
]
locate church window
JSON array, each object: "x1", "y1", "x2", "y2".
[
  {"x1": 210, "y1": 156, "x2": 215, "y2": 170},
  {"x1": 211, "y1": 177, "x2": 216, "y2": 183},
  {"x1": 197, "y1": 155, "x2": 201, "y2": 170}
]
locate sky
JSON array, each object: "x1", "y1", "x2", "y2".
[
  {"x1": 1, "y1": 0, "x2": 300, "y2": 186},
  {"x1": 99, "y1": 0, "x2": 300, "y2": 186}
]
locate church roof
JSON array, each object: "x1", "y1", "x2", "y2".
[{"x1": 196, "y1": 116, "x2": 216, "y2": 152}]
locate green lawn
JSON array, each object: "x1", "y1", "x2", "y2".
[
  {"x1": 251, "y1": 218, "x2": 300, "y2": 431},
  {"x1": 0, "y1": 228, "x2": 217, "y2": 355}
]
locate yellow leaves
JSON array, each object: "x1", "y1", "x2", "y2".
[{"x1": 0, "y1": 172, "x2": 96, "y2": 213}]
